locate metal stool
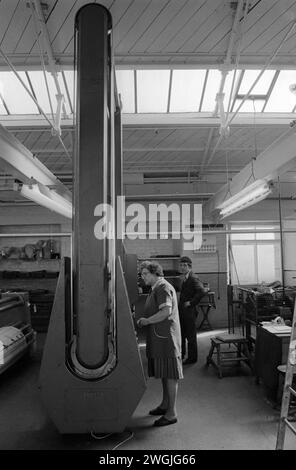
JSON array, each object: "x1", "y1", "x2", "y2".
[{"x1": 206, "y1": 333, "x2": 252, "y2": 378}]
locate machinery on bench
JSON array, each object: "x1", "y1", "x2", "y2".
[
  {"x1": 39, "y1": 4, "x2": 146, "y2": 434},
  {"x1": 0, "y1": 292, "x2": 36, "y2": 375}
]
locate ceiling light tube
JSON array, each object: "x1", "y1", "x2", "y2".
[
  {"x1": 17, "y1": 182, "x2": 72, "y2": 219},
  {"x1": 218, "y1": 179, "x2": 272, "y2": 218}
]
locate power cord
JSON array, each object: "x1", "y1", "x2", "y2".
[
  {"x1": 90, "y1": 432, "x2": 113, "y2": 440},
  {"x1": 112, "y1": 431, "x2": 134, "y2": 450},
  {"x1": 90, "y1": 430, "x2": 134, "y2": 450}
]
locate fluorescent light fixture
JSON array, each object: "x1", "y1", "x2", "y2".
[
  {"x1": 16, "y1": 182, "x2": 72, "y2": 219},
  {"x1": 218, "y1": 179, "x2": 272, "y2": 219}
]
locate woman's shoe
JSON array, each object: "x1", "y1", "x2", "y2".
[
  {"x1": 149, "y1": 406, "x2": 167, "y2": 416},
  {"x1": 153, "y1": 416, "x2": 178, "y2": 427}
]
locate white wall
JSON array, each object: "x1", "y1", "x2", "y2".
[{"x1": 1, "y1": 195, "x2": 294, "y2": 328}]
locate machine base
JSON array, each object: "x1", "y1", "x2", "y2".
[{"x1": 39, "y1": 258, "x2": 146, "y2": 434}]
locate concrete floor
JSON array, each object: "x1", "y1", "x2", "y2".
[{"x1": 0, "y1": 330, "x2": 295, "y2": 450}]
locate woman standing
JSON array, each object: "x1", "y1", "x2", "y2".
[{"x1": 137, "y1": 261, "x2": 183, "y2": 427}]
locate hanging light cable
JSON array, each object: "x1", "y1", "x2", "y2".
[
  {"x1": 225, "y1": 0, "x2": 251, "y2": 122},
  {"x1": 207, "y1": 18, "x2": 296, "y2": 169},
  {"x1": 29, "y1": 1, "x2": 55, "y2": 123},
  {"x1": 241, "y1": 97, "x2": 258, "y2": 189}
]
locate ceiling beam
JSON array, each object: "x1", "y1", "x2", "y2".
[
  {"x1": 123, "y1": 147, "x2": 264, "y2": 152},
  {"x1": 1, "y1": 55, "x2": 296, "y2": 70},
  {"x1": 0, "y1": 124, "x2": 71, "y2": 199},
  {"x1": 1, "y1": 113, "x2": 294, "y2": 128}
]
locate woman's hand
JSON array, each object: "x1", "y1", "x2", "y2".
[{"x1": 137, "y1": 317, "x2": 150, "y2": 327}]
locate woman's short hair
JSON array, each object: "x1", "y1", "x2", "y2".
[{"x1": 140, "y1": 261, "x2": 163, "y2": 277}]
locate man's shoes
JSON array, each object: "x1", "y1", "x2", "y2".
[
  {"x1": 153, "y1": 416, "x2": 178, "y2": 427},
  {"x1": 183, "y1": 359, "x2": 197, "y2": 365},
  {"x1": 149, "y1": 406, "x2": 167, "y2": 416}
]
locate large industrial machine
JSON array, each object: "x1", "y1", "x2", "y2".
[
  {"x1": 0, "y1": 292, "x2": 36, "y2": 374},
  {"x1": 39, "y1": 4, "x2": 146, "y2": 434}
]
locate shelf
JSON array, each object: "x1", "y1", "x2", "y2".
[
  {"x1": 0, "y1": 259, "x2": 60, "y2": 272},
  {"x1": 138, "y1": 256, "x2": 180, "y2": 260}
]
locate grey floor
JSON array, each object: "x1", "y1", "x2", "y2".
[{"x1": 0, "y1": 330, "x2": 295, "y2": 451}]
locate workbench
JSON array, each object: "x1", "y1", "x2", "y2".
[{"x1": 254, "y1": 325, "x2": 291, "y2": 402}]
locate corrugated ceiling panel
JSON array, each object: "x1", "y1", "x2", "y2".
[
  {"x1": 15, "y1": 0, "x2": 57, "y2": 55},
  {"x1": 164, "y1": 0, "x2": 223, "y2": 53},
  {"x1": 193, "y1": 13, "x2": 233, "y2": 54},
  {"x1": 286, "y1": 30, "x2": 296, "y2": 53},
  {"x1": 0, "y1": 0, "x2": 32, "y2": 53},
  {"x1": 110, "y1": 0, "x2": 134, "y2": 27},
  {"x1": 45, "y1": 0, "x2": 79, "y2": 50},
  {"x1": 269, "y1": 23, "x2": 296, "y2": 55},
  {"x1": 179, "y1": 1, "x2": 228, "y2": 53},
  {"x1": 137, "y1": 129, "x2": 176, "y2": 148},
  {"x1": 50, "y1": 0, "x2": 91, "y2": 53},
  {"x1": 113, "y1": 0, "x2": 152, "y2": 50},
  {"x1": 245, "y1": 1, "x2": 296, "y2": 54},
  {"x1": 161, "y1": 128, "x2": 202, "y2": 148},
  {"x1": 240, "y1": 0, "x2": 287, "y2": 53},
  {"x1": 146, "y1": 0, "x2": 204, "y2": 53},
  {"x1": 115, "y1": 0, "x2": 170, "y2": 53},
  {"x1": 123, "y1": 128, "x2": 139, "y2": 145},
  {"x1": 0, "y1": 0, "x2": 20, "y2": 45},
  {"x1": 23, "y1": 131, "x2": 45, "y2": 149},
  {"x1": 129, "y1": 0, "x2": 183, "y2": 53},
  {"x1": 32, "y1": 131, "x2": 53, "y2": 150},
  {"x1": 125, "y1": 129, "x2": 153, "y2": 147}
]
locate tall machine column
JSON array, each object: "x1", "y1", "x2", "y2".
[{"x1": 39, "y1": 3, "x2": 146, "y2": 434}]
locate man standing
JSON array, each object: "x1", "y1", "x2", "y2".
[{"x1": 179, "y1": 256, "x2": 206, "y2": 364}]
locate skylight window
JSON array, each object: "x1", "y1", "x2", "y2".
[
  {"x1": 201, "y1": 69, "x2": 221, "y2": 112},
  {"x1": 115, "y1": 70, "x2": 135, "y2": 113},
  {"x1": 0, "y1": 92, "x2": 7, "y2": 114},
  {"x1": 28, "y1": 71, "x2": 71, "y2": 115},
  {"x1": 223, "y1": 70, "x2": 242, "y2": 112},
  {"x1": 0, "y1": 102, "x2": 7, "y2": 115},
  {"x1": 63, "y1": 70, "x2": 75, "y2": 110},
  {"x1": 265, "y1": 70, "x2": 296, "y2": 112},
  {"x1": 233, "y1": 99, "x2": 265, "y2": 113},
  {"x1": 137, "y1": 70, "x2": 170, "y2": 113},
  {"x1": 0, "y1": 72, "x2": 39, "y2": 114},
  {"x1": 169, "y1": 70, "x2": 206, "y2": 112},
  {"x1": 0, "y1": 67, "x2": 295, "y2": 118},
  {"x1": 238, "y1": 70, "x2": 276, "y2": 95}
]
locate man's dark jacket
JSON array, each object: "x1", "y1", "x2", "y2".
[{"x1": 179, "y1": 271, "x2": 206, "y2": 308}]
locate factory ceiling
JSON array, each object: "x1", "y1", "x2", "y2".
[{"x1": 0, "y1": 0, "x2": 296, "y2": 206}]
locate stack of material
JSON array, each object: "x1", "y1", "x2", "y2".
[
  {"x1": 0, "y1": 326, "x2": 27, "y2": 372},
  {"x1": 29, "y1": 289, "x2": 55, "y2": 332}
]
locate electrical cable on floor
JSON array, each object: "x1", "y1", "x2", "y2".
[
  {"x1": 90, "y1": 430, "x2": 134, "y2": 450},
  {"x1": 112, "y1": 431, "x2": 134, "y2": 450},
  {"x1": 90, "y1": 432, "x2": 113, "y2": 440}
]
